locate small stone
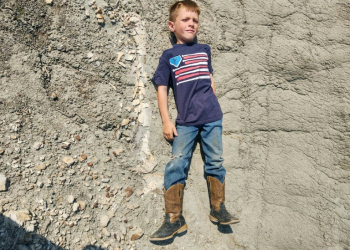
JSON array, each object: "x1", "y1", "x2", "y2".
[
  {"x1": 85, "y1": 9, "x2": 90, "y2": 17},
  {"x1": 102, "y1": 228, "x2": 111, "y2": 237},
  {"x1": 79, "y1": 153, "x2": 87, "y2": 162},
  {"x1": 125, "y1": 187, "x2": 134, "y2": 198},
  {"x1": 63, "y1": 157, "x2": 75, "y2": 166},
  {"x1": 87, "y1": 52, "x2": 93, "y2": 59},
  {"x1": 50, "y1": 92, "x2": 58, "y2": 100},
  {"x1": 67, "y1": 195, "x2": 75, "y2": 204},
  {"x1": 72, "y1": 203, "x2": 79, "y2": 212},
  {"x1": 37, "y1": 182, "x2": 43, "y2": 188},
  {"x1": 102, "y1": 178, "x2": 110, "y2": 183},
  {"x1": 4, "y1": 209, "x2": 32, "y2": 226},
  {"x1": 100, "y1": 215, "x2": 110, "y2": 227},
  {"x1": 121, "y1": 119, "x2": 129, "y2": 126},
  {"x1": 0, "y1": 148, "x2": 4, "y2": 155},
  {"x1": 103, "y1": 157, "x2": 111, "y2": 163},
  {"x1": 78, "y1": 200, "x2": 86, "y2": 210},
  {"x1": 61, "y1": 142, "x2": 71, "y2": 150},
  {"x1": 95, "y1": 8, "x2": 102, "y2": 14},
  {"x1": 0, "y1": 174, "x2": 9, "y2": 191},
  {"x1": 124, "y1": 54, "x2": 134, "y2": 62},
  {"x1": 87, "y1": 162, "x2": 93, "y2": 167},
  {"x1": 34, "y1": 163, "x2": 47, "y2": 171},
  {"x1": 116, "y1": 52, "x2": 124, "y2": 63},
  {"x1": 130, "y1": 229, "x2": 143, "y2": 241},
  {"x1": 112, "y1": 148, "x2": 124, "y2": 157},
  {"x1": 132, "y1": 99, "x2": 140, "y2": 106},
  {"x1": 129, "y1": 17, "x2": 140, "y2": 23},
  {"x1": 46, "y1": 179, "x2": 52, "y2": 187},
  {"x1": 33, "y1": 142, "x2": 43, "y2": 151},
  {"x1": 45, "y1": 0, "x2": 53, "y2": 6}
]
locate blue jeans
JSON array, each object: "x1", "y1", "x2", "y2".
[{"x1": 164, "y1": 119, "x2": 226, "y2": 190}]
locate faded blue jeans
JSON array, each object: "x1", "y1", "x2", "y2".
[{"x1": 164, "y1": 119, "x2": 226, "y2": 190}]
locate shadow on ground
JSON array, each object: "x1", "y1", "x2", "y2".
[{"x1": 0, "y1": 213, "x2": 107, "y2": 250}]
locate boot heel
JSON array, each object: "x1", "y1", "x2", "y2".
[
  {"x1": 177, "y1": 224, "x2": 188, "y2": 234},
  {"x1": 209, "y1": 215, "x2": 219, "y2": 222}
]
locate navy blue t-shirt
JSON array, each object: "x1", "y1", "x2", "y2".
[{"x1": 152, "y1": 43, "x2": 223, "y2": 126}]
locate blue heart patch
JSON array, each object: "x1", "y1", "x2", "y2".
[{"x1": 169, "y1": 55, "x2": 182, "y2": 67}]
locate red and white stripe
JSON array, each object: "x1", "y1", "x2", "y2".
[{"x1": 173, "y1": 52, "x2": 210, "y2": 85}]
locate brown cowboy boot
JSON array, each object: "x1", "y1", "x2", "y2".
[
  {"x1": 207, "y1": 176, "x2": 240, "y2": 225},
  {"x1": 149, "y1": 183, "x2": 187, "y2": 241}
]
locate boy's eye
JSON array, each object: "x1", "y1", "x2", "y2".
[{"x1": 182, "y1": 18, "x2": 198, "y2": 23}]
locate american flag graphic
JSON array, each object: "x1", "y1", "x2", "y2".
[{"x1": 173, "y1": 52, "x2": 211, "y2": 85}]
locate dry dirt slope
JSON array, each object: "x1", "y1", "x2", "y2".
[{"x1": 1, "y1": 0, "x2": 350, "y2": 249}]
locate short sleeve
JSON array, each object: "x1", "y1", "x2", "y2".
[
  {"x1": 152, "y1": 52, "x2": 171, "y2": 86},
  {"x1": 206, "y1": 45, "x2": 214, "y2": 74}
]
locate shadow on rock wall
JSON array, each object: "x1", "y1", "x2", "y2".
[{"x1": 0, "y1": 214, "x2": 106, "y2": 250}]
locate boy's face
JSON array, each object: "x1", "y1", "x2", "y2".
[{"x1": 169, "y1": 7, "x2": 199, "y2": 44}]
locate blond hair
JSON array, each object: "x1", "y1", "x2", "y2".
[{"x1": 169, "y1": 0, "x2": 200, "y2": 22}]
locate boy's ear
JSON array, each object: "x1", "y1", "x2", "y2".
[{"x1": 168, "y1": 21, "x2": 175, "y2": 32}]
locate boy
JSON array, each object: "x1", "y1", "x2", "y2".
[{"x1": 150, "y1": 0, "x2": 239, "y2": 241}]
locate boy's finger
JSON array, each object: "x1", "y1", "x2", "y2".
[{"x1": 173, "y1": 128, "x2": 178, "y2": 137}]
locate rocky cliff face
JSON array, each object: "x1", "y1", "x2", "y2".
[{"x1": 0, "y1": 0, "x2": 349, "y2": 249}]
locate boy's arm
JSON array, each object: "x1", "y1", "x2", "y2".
[
  {"x1": 210, "y1": 74, "x2": 216, "y2": 95},
  {"x1": 157, "y1": 85, "x2": 178, "y2": 141}
]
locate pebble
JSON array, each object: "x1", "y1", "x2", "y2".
[
  {"x1": 33, "y1": 142, "x2": 43, "y2": 151},
  {"x1": 124, "y1": 54, "x2": 134, "y2": 62},
  {"x1": 4, "y1": 209, "x2": 32, "y2": 226},
  {"x1": 87, "y1": 52, "x2": 93, "y2": 59},
  {"x1": 72, "y1": 202, "x2": 79, "y2": 212},
  {"x1": 96, "y1": 14, "x2": 105, "y2": 24},
  {"x1": 125, "y1": 187, "x2": 134, "y2": 198},
  {"x1": 67, "y1": 195, "x2": 75, "y2": 204},
  {"x1": 100, "y1": 215, "x2": 110, "y2": 227},
  {"x1": 130, "y1": 228, "x2": 143, "y2": 241},
  {"x1": 63, "y1": 157, "x2": 75, "y2": 166},
  {"x1": 129, "y1": 17, "x2": 140, "y2": 23},
  {"x1": 79, "y1": 153, "x2": 87, "y2": 162},
  {"x1": 103, "y1": 157, "x2": 111, "y2": 163},
  {"x1": 0, "y1": 173, "x2": 9, "y2": 191},
  {"x1": 117, "y1": 52, "x2": 124, "y2": 62},
  {"x1": 78, "y1": 200, "x2": 86, "y2": 210},
  {"x1": 35, "y1": 163, "x2": 47, "y2": 171},
  {"x1": 45, "y1": 0, "x2": 53, "y2": 6},
  {"x1": 102, "y1": 228, "x2": 111, "y2": 237},
  {"x1": 102, "y1": 178, "x2": 110, "y2": 183},
  {"x1": 50, "y1": 92, "x2": 58, "y2": 100},
  {"x1": 61, "y1": 142, "x2": 71, "y2": 150},
  {"x1": 0, "y1": 148, "x2": 4, "y2": 155},
  {"x1": 112, "y1": 148, "x2": 124, "y2": 157},
  {"x1": 121, "y1": 118, "x2": 130, "y2": 126}
]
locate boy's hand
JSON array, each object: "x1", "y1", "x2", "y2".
[{"x1": 163, "y1": 121, "x2": 178, "y2": 141}]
